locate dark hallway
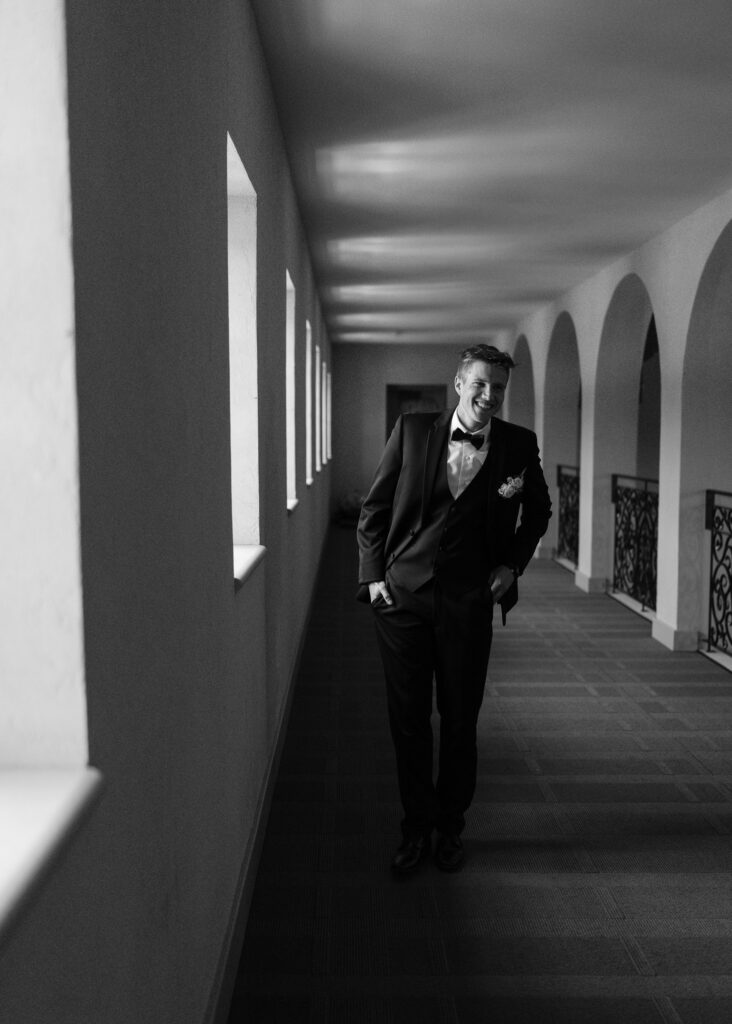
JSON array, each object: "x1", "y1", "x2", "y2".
[{"x1": 229, "y1": 526, "x2": 732, "y2": 1024}]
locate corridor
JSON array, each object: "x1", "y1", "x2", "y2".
[
  {"x1": 8, "y1": 3, "x2": 732, "y2": 1019},
  {"x1": 229, "y1": 526, "x2": 732, "y2": 1024}
]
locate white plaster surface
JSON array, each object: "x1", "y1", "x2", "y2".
[
  {"x1": 0, "y1": 0, "x2": 87, "y2": 765},
  {"x1": 233, "y1": 544, "x2": 266, "y2": 584},
  {"x1": 0, "y1": 768, "x2": 101, "y2": 946},
  {"x1": 514, "y1": 185, "x2": 732, "y2": 648},
  {"x1": 227, "y1": 138, "x2": 260, "y2": 546}
]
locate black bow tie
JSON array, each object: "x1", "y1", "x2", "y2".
[{"x1": 451, "y1": 428, "x2": 484, "y2": 450}]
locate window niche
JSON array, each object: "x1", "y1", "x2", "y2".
[
  {"x1": 315, "y1": 343, "x2": 322, "y2": 473},
  {"x1": 305, "y1": 320, "x2": 313, "y2": 486},
  {"x1": 285, "y1": 271, "x2": 297, "y2": 510},
  {"x1": 227, "y1": 134, "x2": 261, "y2": 582},
  {"x1": 321, "y1": 358, "x2": 328, "y2": 465}
]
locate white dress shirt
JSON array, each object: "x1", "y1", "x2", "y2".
[{"x1": 447, "y1": 411, "x2": 491, "y2": 499}]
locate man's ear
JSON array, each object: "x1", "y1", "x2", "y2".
[{"x1": 454, "y1": 374, "x2": 462, "y2": 396}]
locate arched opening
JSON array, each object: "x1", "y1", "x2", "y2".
[
  {"x1": 543, "y1": 313, "x2": 581, "y2": 566},
  {"x1": 680, "y1": 219, "x2": 732, "y2": 654},
  {"x1": 227, "y1": 133, "x2": 260, "y2": 575},
  {"x1": 508, "y1": 334, "x2": 535, "y2": 430},
  {"x1": 637, "y1": 317, "x2": 661, "y2": 480},
  {"x1": 590, "y1": 274, "x2": 660, "y2": 608}
]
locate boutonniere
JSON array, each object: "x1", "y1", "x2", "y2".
[{"x1": 498, "y1": 468, "x2": 526, "y2": 499}]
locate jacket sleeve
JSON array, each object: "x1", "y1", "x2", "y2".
[
  {"x1": 511, "y1": 432, "x2": 552, "y2": 573},
  {"x1": 356, "y1": 415, "x2": 405, "y2": 585}
]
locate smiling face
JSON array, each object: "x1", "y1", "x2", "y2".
[{"x1": 454, "y1": 359, "x2": 509, "y2": 431}]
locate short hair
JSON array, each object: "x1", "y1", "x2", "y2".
[{"x1": 457, "y1": 344, "x2": 516, "y2": 379}]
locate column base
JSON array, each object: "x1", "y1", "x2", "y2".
[
  {"x1": 534, "y1": 541, "x2": 555, "y2": 560},
  {"x1": 574, "y1": 571, "x2": 606, "y2": 594},
  {"x1": 651, "y1": 619, "x2": 698, "y2": 652}
]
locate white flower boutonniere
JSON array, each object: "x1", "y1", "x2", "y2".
[{"x1": 498, "y1": 467, "x2": 526, "y2": 499}]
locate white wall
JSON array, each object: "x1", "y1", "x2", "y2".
[
  {"x1": 0, "y1": 0, "x2": 87, "y2": 766},
  {"x1": 0, "y1": 2, "x2": 331, "y2": 1021},
  {"x1": 677, "y1": 218, "x2": 732, "y2": 650}
]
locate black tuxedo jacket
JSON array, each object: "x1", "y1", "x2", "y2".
[{"x1": 357, "y1": 410, "x2": 552, "y2": 622}]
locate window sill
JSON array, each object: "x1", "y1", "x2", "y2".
[
  {"x1": 233, "y1": 544, "x2": 266, "y2": 592},
  {"x1": 0, "y1": 767, "x2": 103, "y2": 950},
  {"x1": 286, "y1": 498, "x2": 299, "y2": 515}
]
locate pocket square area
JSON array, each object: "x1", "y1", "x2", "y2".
[{"x1": 498, "y1": 468, "x2": 526, "y2": 498}]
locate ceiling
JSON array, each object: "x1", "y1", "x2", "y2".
[{"x1": 249, "y1": 0, "x2": 732, "y2": 345}]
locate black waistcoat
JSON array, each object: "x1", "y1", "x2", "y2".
[{"x1": 389, "y1": 448, "x2": 492, "y2": 592}]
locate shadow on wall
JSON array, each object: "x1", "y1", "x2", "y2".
[{"x1": 333, "y1": 489, "x2": 365, "y2": 526}]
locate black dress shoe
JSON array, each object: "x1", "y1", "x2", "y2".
[
  {"x1": 391, "y1": 834, "x2": 431, "y2": 875},
  {"x1": 434, "y1": 833, "x2": 464, "y2": 872}
]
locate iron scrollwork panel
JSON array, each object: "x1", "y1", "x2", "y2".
[
  {"x1": 613, "y1": 484, "x2": 658, "y2": 610},
  {"x1": 709, "y1": 503, "x2": 732, "y2": 653},
  {"x1": 557, "y1": 468, "x2": 579, "y2": 564}
]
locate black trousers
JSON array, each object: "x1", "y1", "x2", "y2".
[{"x1": 371, "y1": 575, "x2": 493, "y2": 838}]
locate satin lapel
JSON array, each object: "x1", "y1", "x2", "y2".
[
  {"x1": 420, "y1": 410, "x2": 452, "y2": 525},
  {"x1": 485, "y1": 416, "x2": 507, "y2": 509}
]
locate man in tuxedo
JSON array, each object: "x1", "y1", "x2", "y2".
[{"x1": 357, "y1": 344, "x2": 551, "y2": 874}]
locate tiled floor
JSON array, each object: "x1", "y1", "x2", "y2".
[{"x1": 228, "y1": 527, "x2": 732, "y2": 1024}]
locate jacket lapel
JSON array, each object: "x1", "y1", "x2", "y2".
[
  {"x1": 420, "y1": 410, "x2": 452, "y2": 525},
  {"x1": 485, "y1": 415, "x2": 507, "y2": 509}
]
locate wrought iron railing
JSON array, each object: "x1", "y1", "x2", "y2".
[
  {"x1": 705, "y1": 490, "x2": 732, "y2": 654},
  {"x1": 556, "y1": 464, "x2": 579, "y2": 565},
  {"x1": 611, "y1": 474, "x2": 658, "y2": 611}
]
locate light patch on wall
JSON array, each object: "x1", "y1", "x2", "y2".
[
  {"x1": 315, "y1": 342, "x2": 322, "y2": 472},
  {"x1": 326, "y1": 370, "x2": 332, "y2": 461},
  {"x1": 0, "y1": 0, "x2": 87, "y2": 766},
  {"x1": 305, "y1": 320, "x2": 313, "y2": 485},
  {"x1": 286, "y1": 271, "x2": 297, "y2": 508},
  {"x1": 321, "y1": 358, "x2": 328, "y2": 465},
  {"x1": 227, "y1": 134, "x2": 259, "y2": 553}
]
